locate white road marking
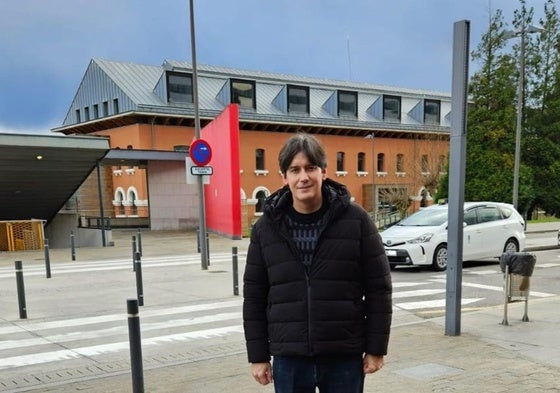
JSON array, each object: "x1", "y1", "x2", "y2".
[
  {"x1": 392, "y1": 289, "x2": 446, "y2": 299},
  {"x1": 395, "y1": 298, "x2": 484, "y2": 310}
]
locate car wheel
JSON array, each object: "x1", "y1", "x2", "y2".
[
  {"x1": 503, "y1": 238, "x2": 519, "y2": 254},
  {"x1": 432, "y1": 244, "x2": 447, "y2": 271}
]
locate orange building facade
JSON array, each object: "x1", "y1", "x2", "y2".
[{"x1": 55, "y1": 59, "x2": 451, "y2": 232}]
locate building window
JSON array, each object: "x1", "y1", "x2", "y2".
[
  {"x1": 75, "y1": 109, "x2": 81, "y2": 123},
  {"x1": 167, "y1": 72, "x2": 193, "y2": 104},
  {"x1": 256, "y1": 190, "x2": 267, "y2": 213},
  {"x1": 102, "y1": 101, "x2": 108, "y2": 116},
  {"x1": 84, "y1": 107, "x2": 90, "y2": 121},
  {"x1": 336, "y1": 152, "x2": 345, "y2": 171},
  {"x1": 396, "y1": 154, "x2": 404, "y2": 172},
  {"x1": 357, "y1": 152, "x2": 366, "y2": 172},
  {"x1": 424, "y1": 99, "x2": 441, "y2": 125},
  {"x1": 231, "y1": 79, "x2": 256, "y2": 109},
  {"x1": 421, "y1": 154, "x2": 429, "y2": 173},
  {"x1": 338, "y1": 90, "x2": 358, "y2": 117},
  {"x1": 113, "y1": 98, "x2": 119, "y2": 114},
  {"x1": 438, "y1": 155, "x2": 446, "y2": 172},
  {"x1": 256, "y1": 148, "x2": 265, "y2": 170},
  {"x1": 287, "y1": 85, "x2": 309, "y2": 114},
  {"x1": 377, "y1": 153, "x2": 385, "y2": 172},
  {"x1": 93, "y1": 104, "x2": 99, "y2": 119},
  {"x1": 383, "y1": 95, "x2": 401, "y2": 122}
]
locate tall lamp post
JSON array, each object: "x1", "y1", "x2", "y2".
[
  {"x1": 505, "y1": 24, "x2": 543, "y2": 210},
  {"x1": 365, "y1": 133, "x2": 375, "y2": 222}
]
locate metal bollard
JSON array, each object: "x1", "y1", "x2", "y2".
[
  {"x1": 132, "y1": 236, "x2": 137, "y2": 272},
  {"x1": 70, "y1": 231, "x2": 76, "y2": 261},
  {"x1": 137, "y1": 229, "x2": 142, "y2": 257},
  {"x1": 15, "y1": 261, "x2": 27, "y2": 319},
  {"x1": 44, "y1": 239, "x2": 51, "y2": 279},
  {"x1": 127, "y1": 299, "x2": 144, "y2": 393},
  {"x1": 232, "y1": 247, "x2": 239, "y2": 296},
  {"x1": 135, "y1": 252, "x2": 144, "y2": 307}
]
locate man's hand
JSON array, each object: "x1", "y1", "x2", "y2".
[
  {"x1": 363, "y1": 354, "x2": 384, "y2": 374},
  {"x1": 251, "y1": 362, "x2": 273, "y2": 385}
]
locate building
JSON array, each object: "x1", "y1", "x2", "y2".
[{"x1": 53, "y1": 58, "x2": 451, "y2": 234}]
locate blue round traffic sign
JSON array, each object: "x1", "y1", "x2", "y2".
[{"x1": 190, "y1": 139, "x2": 212, "y2": 166}]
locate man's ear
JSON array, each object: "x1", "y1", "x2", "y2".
[
  {"x1": 322, "y1": 168, "x2": 327, "y2": 180},
  {"x1": 282, "y1": 174, "x2": 288, "y2": 185}
]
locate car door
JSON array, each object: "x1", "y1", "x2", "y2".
[
  {"x1": 475, "y1": 205, "x2": 506, "y2": 257},
  {"x1": 462, "y1": 207, "x2": 484, "y2": 260}
]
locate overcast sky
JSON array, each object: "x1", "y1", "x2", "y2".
[{"x1": 0, "y1": 0, "x2": 546, "y2": 134}]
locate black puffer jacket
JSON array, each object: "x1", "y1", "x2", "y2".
[{"x1": 243, "y1": 178, "x2": 392, "y2": 363}]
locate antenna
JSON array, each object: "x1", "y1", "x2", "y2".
[{"x1": 346, "y1": 35, "x2": 352, "y2": 80}]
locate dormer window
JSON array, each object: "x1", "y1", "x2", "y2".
[
  {"x1": 338, "y1": 90, "x2": 357, "y2": 117},
  {"x1": 424, "y1": 99, "x2": 441, "y2": 125},
  {"x1": 167, "y1": 72, "x2": 193, "y2": 104},
  {"x1": 287, "y1": 85, "x2": 309, "y2": 114},
  {"x1": 383, "y1": 95, "x2": 401, "y2": 122},
  {"x1": 231, "y1": 79, "x2": 256, "y2": 109}
]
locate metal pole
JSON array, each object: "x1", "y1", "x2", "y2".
[
  {"x1": 70, "y1": 231, "x2": 76, "y2": 261},
  {"x1": 132, "y1": 235, "x2": 137, "y2": 272},
  {"x1": 127, "y1": 299, "x2": 144, "y2": 393},
  {"x1": 15, "y1": 261, "x2": 27, "y2": 319},
  {"x1": 512, "y1": 27, "x2": 525, "y2": 211},
  {"x1": 189, "y1": 0, "x2": 209, "y2": 270},
  {"x1": 44, "y1": 239, "x2": 51, "y2": 279},
  {"x1": 137, "y1": 229, "x2": 142, "y2": 257},
  {"x1": 135, "y1": 252, "x2": 144, "y2": 307},
  {"x1": 96, "y1": 160, "x2": 107, "y2": 247},
  {"x1": 232, "y1": 246, "x2": 239, "y2": 296},
  {"x1": 445, "y1": 20, "x2": 470, "y2": 336}
]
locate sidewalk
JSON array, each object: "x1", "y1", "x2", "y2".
[{"x1": 0, "y1": 223, "x2": 558, "y2": 392}]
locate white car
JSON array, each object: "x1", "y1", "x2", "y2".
[{"x1": 381, "y1": 202, "x2": 526, "y2": 271}]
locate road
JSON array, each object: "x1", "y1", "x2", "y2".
[{"x1": 0, "y1": 232, "x2": 558, "y2": 392}]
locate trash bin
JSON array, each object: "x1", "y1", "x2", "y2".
[{"x1": 500, "y1": 252, "x2": 536, "y2": 325}]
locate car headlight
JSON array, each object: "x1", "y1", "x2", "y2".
[{"x1": 406, "y1": 233, "x2": 434, "y2": 244}]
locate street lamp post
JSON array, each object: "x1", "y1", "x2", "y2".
[
  {"x1": 365, "y1": 133, "x2": 375, "y2": 222},
  {"x1": 505, "y1": 24, "x2": 543, "y2": 210}
]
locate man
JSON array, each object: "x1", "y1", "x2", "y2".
[{"x1": 243, "y1": 133, "x2": 392, "y2": 392}]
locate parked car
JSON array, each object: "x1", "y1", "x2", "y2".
[{"x1": 381, "y1": 202, "x2": 526, "y2": 271}]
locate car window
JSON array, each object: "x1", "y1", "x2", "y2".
[
  {"x1": 463, "y1": 209, "x2": 477, "y2": 225},
  {"x1": 478, "y1": 206, "x2": 502, "y2": 223},
  {"x1": 398, "y1": 208, "x2": 448, "y2": 226}
]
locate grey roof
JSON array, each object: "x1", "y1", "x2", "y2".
[
  {"x1": 57, "y1": 58, "x2": 452, "y2": 135},
  {"x1": 0, "y1": 133, "x2": 110, "y2": 222}
]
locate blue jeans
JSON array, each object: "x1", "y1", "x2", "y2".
[{"x1": 272, "y1": 355, "x2": 364, "y2": 393}]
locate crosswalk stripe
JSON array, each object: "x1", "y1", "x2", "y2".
[
  {"x1": 0, "y1": 325, "x2": 244, "y2": 370},
  {"x1": 395, "y1": 298, "x2": 484, "y2": 310}
]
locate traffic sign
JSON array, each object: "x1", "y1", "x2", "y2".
[
  {"x1": 190, "y1": 139, "x2": 212, "y2": 166},
  {"x1": 191, "y1": 166, "x2": 213, "y2": 175}
]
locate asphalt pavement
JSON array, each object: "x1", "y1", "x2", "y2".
[{"x1": 0, "y1": 222, "x2": 558, "y2": 392}]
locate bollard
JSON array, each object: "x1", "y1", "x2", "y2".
[
  {"x1": 127, "y1": 299, "x2": 144, "y2": 393},
  {"x1": 70, "y1": 231, "x2": 76, "y2": 261},
  {"x1": 15, "y1": 261, "x2": 27, "y2": 319},
  {"x1": 44, "y1": 239, "x2": 51, "y2": 279},
  {"x1": 135, "y1": 252, "x2": 144, "y2": 307},
  {"x1": 132, "y1": 236, "x2": 137, "y2": 272},
  {"x1": 232, "y1": 247, "x2": 239, "y2": 296},
  {"x1": 137, "y1": 229, "x2": 142, "y2": 257}
]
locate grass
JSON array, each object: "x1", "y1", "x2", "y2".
[{"x1": 526, "y1": 216, "x2": 560, "y2": 224}]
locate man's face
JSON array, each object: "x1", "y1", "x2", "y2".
[{"x1": 283, "y1": 152, "x2": 326, "y2": 213}]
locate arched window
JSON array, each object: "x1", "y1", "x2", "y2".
[
  {"x1": 128, "y1": 189, "x2": 138, "y2": 215},
  {"x1": 255, "y1": 190, "x2": 267, "y2": 213},
  {"x1": 377, "y1": 153, "x2": 385, "y2": 172},
  {"x1": 336, "y1": 152, "x2": 345, "y2": 171},
  {"x1": 396, "y1": 154, "x2": 404, "y2": 172},
  {"x1": 255, "y1": 149, "x2": 265, "y2": 170},
  {"x1": 357, "y1": 152, "x2": 366, "y2": 172}
]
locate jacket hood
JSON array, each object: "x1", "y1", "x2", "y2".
[{"x1": 263, "y1": 178, "x2": 351, "y2": 223}]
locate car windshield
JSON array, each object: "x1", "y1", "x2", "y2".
[{"x1": 397, "y1": 208, "x2": 448, "y2": 226}]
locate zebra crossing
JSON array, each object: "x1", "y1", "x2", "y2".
[{"x1": 0, "y1": 255, "x2": 556, "y2": 391}]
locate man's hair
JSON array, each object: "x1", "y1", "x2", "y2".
[{"x1": 278, "y1": 133, "x2": 327, "y2": 175}]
